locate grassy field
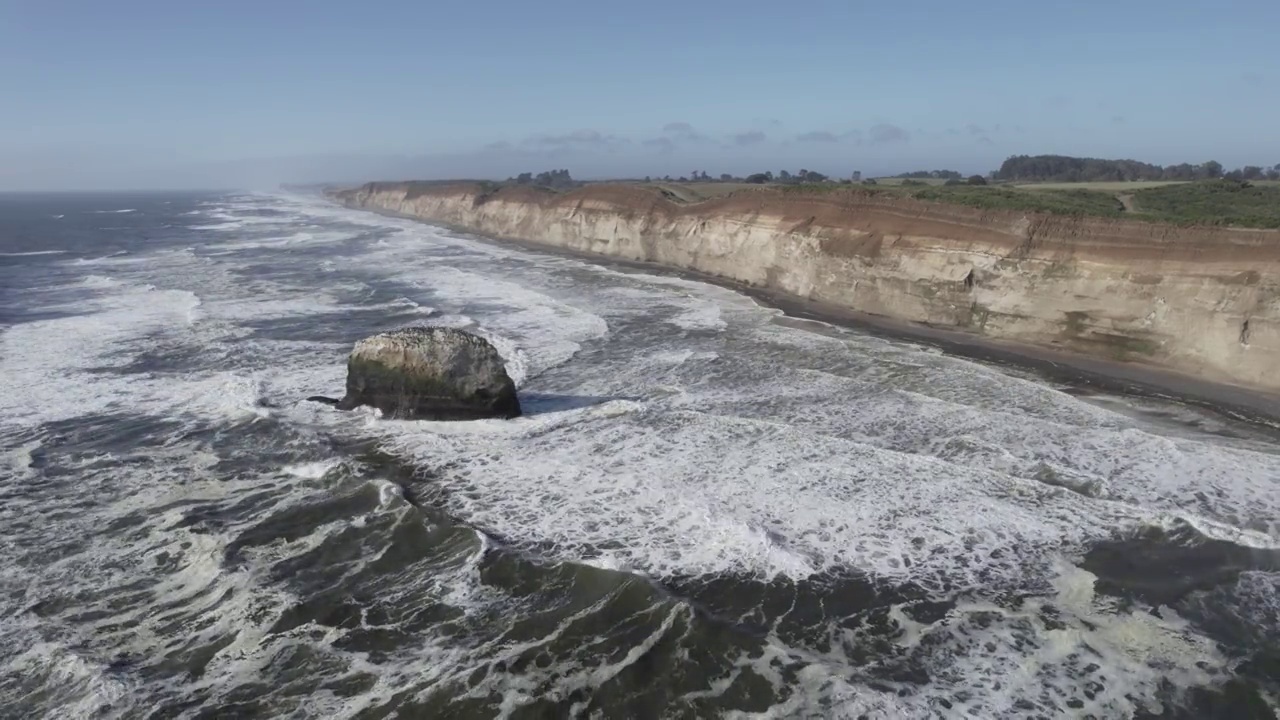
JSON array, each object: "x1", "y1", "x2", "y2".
[
  {"x1": 909, "y1": 185, "x2": 1126, "y2": 216},
  {"x1": 1128, "y1": 181, "x2": 1280, "y2": 228},
  {"x1": 769, "y1": 179, "x2": 1280, "y2": 228},
  {"x1": 1015, "y1": 180, "x2": 1188, "y2": 191},
  {"x1": 913, "y1": 181, "x2": 1280, "y2": 227},
  {"x1": 869, "y1": 177, "x2": 952, "y2": 186}
]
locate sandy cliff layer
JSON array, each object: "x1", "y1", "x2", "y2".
[{"x1": 333, "y1": 182, "x2": 1280, "y2": 393}]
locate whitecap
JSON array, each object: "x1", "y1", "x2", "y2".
[
  {"x1": 3, "y1": 439, "x2": 40, "y2": 479},
  {"x1": 668, "y1": 304, "x2": 727, "y2": 331},
  {"x1": 282, "y1": 460, "x2": 340, "y2": 479},
  {"x1": 0, "y1": 250, "x2": 66, "y2": 257}
]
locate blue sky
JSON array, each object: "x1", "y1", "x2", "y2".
[{"x1": 3, "y1": 0, "x2": 1278, "y2": 189}]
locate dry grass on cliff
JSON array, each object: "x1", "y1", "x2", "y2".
[{"x1": 638, "y1": 182, "x2": 764, "y2": 203}]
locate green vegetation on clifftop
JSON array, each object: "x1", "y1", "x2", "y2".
[
  {"x1": 375, "y1": 172, "x2": 1280, "y2": 229},
  {"x1": 909, "y1": 185, "x2": 1125, "y2": 217},
  {"x1": 778, "y1": 180, "x2": 1280, "y2": 228},
  {"x1": 1130, "y1": 181, "x2": 1280, "y2": 228}
]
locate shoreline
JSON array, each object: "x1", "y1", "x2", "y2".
[{"x1": 338, "y1": 199, "x2": 1280, "y2": 428}]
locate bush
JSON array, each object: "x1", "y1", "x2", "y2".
[
  {"x1": 1130, "y1": 180, "x2": 1280, "y2": 228},
  {"x1": 944, "y1": 178, "x2": 964, "y2": 186},
  {"x1": 967, "y1": 175, "x2": 988, "y2": 186},
  {"x1": 910, "y1": 186, "x2": 1123, "y2": 216}
]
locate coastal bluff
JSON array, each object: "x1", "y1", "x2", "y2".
[{"x1": 330, "y1": 182, "x2": 1280, "y2": 395}]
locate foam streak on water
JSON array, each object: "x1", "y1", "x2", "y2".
[{"x1": 0, "y1": 190, "x2": 1276, "y2": 718}]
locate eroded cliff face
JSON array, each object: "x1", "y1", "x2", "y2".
[{"x1": 333, "y1": 182, "x2": 1280, "y2": 393}]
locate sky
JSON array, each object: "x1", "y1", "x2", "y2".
[{"x1": 3, "y1": 0, "x2": 1279, "y2": 190}]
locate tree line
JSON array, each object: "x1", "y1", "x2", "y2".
[
  {"x1": 507, "y1": 169, "x2": 578, "y2": 189},
  {"x1": 896, "y1": 169, "x2": 963, "y2": 180},
  {"x1": 640, "y1": 169, "x2": 844, "y2": 184},
  {"x1": 997, "y1": 155, "x2": 1280, "y2": 183}
]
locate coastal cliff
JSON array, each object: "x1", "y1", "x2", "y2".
[{"x1": 331, "y1": 182, "x2": 1280, "y2": 394}]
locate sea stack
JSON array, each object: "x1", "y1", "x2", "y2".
[{"x1": 313, "y1": 327, "x2": 521, "y2": 420}]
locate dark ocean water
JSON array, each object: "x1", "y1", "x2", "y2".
[{"x1": 1, "y1": 191, "x2": 1277, "y2": 719}]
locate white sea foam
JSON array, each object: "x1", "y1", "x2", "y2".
[
  {"x1": 90, "y1": 208, "x2": 137, "y2": 214},
  {"x1": 650, "y1": 349, "x2": 720, "y2": 365},
  {"x1": 668, "y1": 303, "x2": 728, "y2": 331},
  {"x1": 2, "y1": 638, "x2": 136, "y2": 717},
  {"x1": 0, "y1": 277, "x2": 206, "y2": 426},
  {"x1": 0, "y1": 250, "x2": 66, "y2": 257},
  {"x1": 367, "y1": 259, "x2": 609, "y2": 383},
  {"x1": 283, "y1": 460, "x2": 340, "y2": 479},
  {"x1": 72, "y1": 251, "x2": 129, "y2": 264},
  {"x1": 189, "y1": 221, "x2": 246, "y2": 231},
  {"x1": 3, "y1": 439, "x2": 40, "y2": 479}
]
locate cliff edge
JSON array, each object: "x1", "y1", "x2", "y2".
[{"x1": 331, "y1": 181, "x2": 1280, "y2": 395}]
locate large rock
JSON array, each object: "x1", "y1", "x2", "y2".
[{"x1": 314, "y1": 327, "x2": 521, "y2": 420}]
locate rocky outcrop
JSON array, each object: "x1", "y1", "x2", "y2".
[
  {"x1": 311, "y1": 327, "x2": 521, "y2": 420},
  {"x1": 331, "y1": 182, "x2": 1280, "y2": 394}
]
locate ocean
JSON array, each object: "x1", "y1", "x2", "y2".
[{"x1": 1, "y1": 190, "x2": 1277, "y2": 719}]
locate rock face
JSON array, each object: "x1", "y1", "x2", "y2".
[
  {"x1": 333, "y1": 181, "x2": 1280, "y2": 394},
  {"x1": 331, "y1": 327, "x2": 520, "y2": 420}
]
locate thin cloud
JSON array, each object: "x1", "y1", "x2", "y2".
[
  {"x1": 642, "y1": 137, "x2": 676, "y2": 153},
  {"x1": 868, "y1": 123, "x2": 910, "y2": 144},
  {"x1": 1110, "y1": 115, "x2": 1126, "y2": 125},
  {"x1": 796, "y1": 131, "x2": 839, "y2": 143},
  {"x1": 965, "y1": 123, "x2": 985, "y2": 136},
  {"x1": 977, "y1": 136, "x2": 995, "y2": 146},
  {"x1": 732, "y1": 130, "x2": 767, "y2": 147},
  {"x1": 522, "y1": 129, "x2": 629, "y2": 150},
  {"x1": 660, "y1": 121, "x2": 708, "y2": 143},
  {"x1": 1242, "y1": 71, "x2": 1264, "y2": 86},
  {"x1": 482, "y1": 140, "x2": 513, "y2": 152}
]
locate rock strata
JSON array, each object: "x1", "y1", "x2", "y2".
[{"x1": 331, "y1": 181, "x2": 1280, "y2": 394}]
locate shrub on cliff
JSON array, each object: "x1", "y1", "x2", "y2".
[
  {"x1": 1130, "y1": 181, "x2": 1280, "y2": 228},
  {"x1": 910, "y1": 186, "x2": 1123, "y2": 216}
]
